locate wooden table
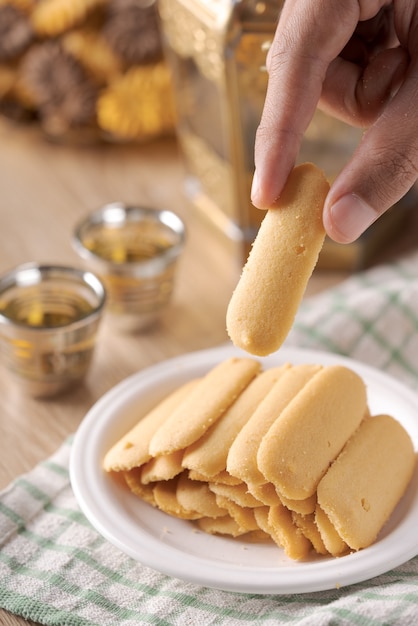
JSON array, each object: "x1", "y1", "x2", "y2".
[{"x1": 0, "y1": 118, "x2": 412, "y2": 626}]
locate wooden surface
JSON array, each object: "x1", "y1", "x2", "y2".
[{"x1": 0, "y1": 118, "x2": 413, "y2": 626}]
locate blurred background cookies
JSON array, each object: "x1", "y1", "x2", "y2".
[{"x1": 0, "y1": 0, "x2": 176, "y2": 142}]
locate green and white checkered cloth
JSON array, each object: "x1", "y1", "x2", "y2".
[{"x1": 0, "y1": 250, "x2": 418, "y2": 626}]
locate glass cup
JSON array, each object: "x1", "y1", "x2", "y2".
[
  {"x1": 72, "y1": 203, "x2": 186, "y2": 331},
  {"x1": 0, "y1": 263, "x2": 106, "y2": 397}
]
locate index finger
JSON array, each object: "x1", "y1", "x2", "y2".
[{"x1": 251, "y1": 0, "x2": 363, "y2": 208}]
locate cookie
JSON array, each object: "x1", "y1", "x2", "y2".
[
  {"x1": 317, "y1": 413, "x2": 416, "y2": 550},
  {"x1": 257, "y1": 365, "x2": 367, "y2": 499},
  {"x1": 103, "y1": 378, "x2": 198, "y2": 472},
  {"x1": 182, "y1": 365, "x2": 288, "y2": 477},
  {"x1": 140, "y1": 450, "x2": 184, "y2": 484},
  {"x1": 227, "y1": 364, "x2": 321, "y2": 486},
  {"x1": 149, "y1": 357, "x2": 261, "y2": 456},
  {"x1": 226, "y1": 163, "x2": 329, "y2": 356}
]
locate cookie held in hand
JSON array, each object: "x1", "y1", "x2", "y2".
[{"x1": 226, "y1": 163, "x2": 329, "y2": 356}]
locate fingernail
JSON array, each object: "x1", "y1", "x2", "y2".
[
  {"x1": 329, "y1": 194, "x2": 377, "y2": 243},
  {"x1": 251, "y1": 169, "x2": 260, "y2": 205}
]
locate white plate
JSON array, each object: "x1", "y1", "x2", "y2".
[{"x1": 70, "y1": 345, "x2": 418, "y2": 594}]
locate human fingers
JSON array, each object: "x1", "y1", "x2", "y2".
[
  {"x1": 251, "y1": 0, "x2": 390, "y2": 209},
  {"x1": 323, "y1": 62, "x2": 418, "y2": 243},
  {"x1": 323, "y1": 0, "x2": 418, "y2": 243},
  {"x1": 251, "y1": 0, "x2": 362, "y2": 209}
]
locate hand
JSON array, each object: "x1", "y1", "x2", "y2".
[{"x1": 251, "y1": 0, "x2": 418, "y2": 243}]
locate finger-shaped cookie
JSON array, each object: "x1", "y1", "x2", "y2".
[
  {"x1": 123, "y1": 468, "x2": 156, "y2": 507},
  {"x1": 253, "y1": 505, "x2": 312, "y2": 560},
  {"x1": 208, "y1": 482, "x2": 263, "y2": 508},
  {"x1": 214, "y1": 495, "x2": 260, "y2": 532},
  {"x1": 140, "y1": 450, "x2": 184, "y2": 484},
  {"x1": 149, "y1": 357, "x2": 261, "y2": 456},
  {"x1": 226, "y1": 163, "x2": 329, "y2": 356},
  {"x1": 103, "y1": 379, "x2": 199, "y2": 472},
  {"x1": 317, "y1": 413, "x2": 416, "y2": 550},
  {"x1": 188, "y1": 470, "x2": 242, "y2": 485},
  {"x1": 182, "y1": 365, "x2": 288, "y2": 477},
  {"x1": 315, "y1": 504, "x2": 349, "y2": 557},
  {"x1": 227, "y1": 364, "x2": 322, "y2": 485},
  {"x1": 197, "y1": 515, "x2": 248, "y2": 538},
  {"x1": 176, "y1": 473, "x2": 226, "y2": 518},
  {"x1": 292, "y1": 512, "x2": 328, "y2": 556},
  {"x1": 267, "y1": 504, "x2": 313, "y2": 560},
  {"x1": 153, "y1": 476, "x2": 202, "y2": 520},
  {"x1": 257, "y1": 365, "x2": 367, "y2": 499},
  {"x1": 246, "y1": 482, "x2": 282, "y2": 506},
  {"x1": 278, "y1": 492, "x2": 317, "y2": 515}
]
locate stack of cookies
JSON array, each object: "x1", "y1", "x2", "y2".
[{"x1": 104, "y1": 356, "x2": 415, "y2": 561}]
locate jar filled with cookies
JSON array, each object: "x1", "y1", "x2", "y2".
[{"x1": 0, "y1": 0, "x2": 176, "y2": 143}]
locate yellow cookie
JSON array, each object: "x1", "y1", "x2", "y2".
[
  {"x1": 226, "y1": 163, "x2": 329, "y2": 356},
  {"x1": 315, "y1": 504, "x2": 349, "y2": 557},
  {"x1": 149, "y1": 357, "x2": 261, "y2": 456},
  {"x1": 257, "y1": 365, "x2": 367, "y2": 500},
  {"x1": 176, "y1": 473, "x2": 226, "y2": 519},
  {"x1": 317, "y1": 414, "x2": 416, "y2": 550},
  {"x1": 140, "y1": 450, "x2": 184, "y2": 484},
  {"x1": 227, "y1": 364, "x2": 321, "y2": 486},
  {"x1": 208, "y1": 482, "x2": 263, "y2": 509},
  {"x1": 292, "y1": 512, "x2": 328, "y2": 555},
  {"x1": 182, "y1": 365, "x2": 288, "y2": 477},
  {"x1": 197, "y1": 516, "x2": 248, "y2": 538},
  {"x1": 103, "y1": 379, "x2": 198, "y2": 472}
]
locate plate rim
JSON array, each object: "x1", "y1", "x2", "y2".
[{"x1": 70, "y1": 344, "x2": 418, "y2": 594}]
